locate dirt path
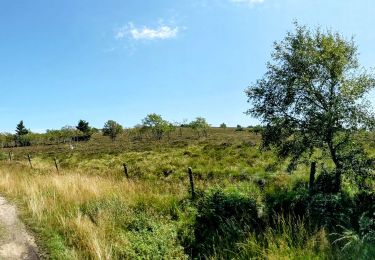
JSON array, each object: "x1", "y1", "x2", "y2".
[{"x1": 0, "y1": 197, "x2": 39, "y2": 260}]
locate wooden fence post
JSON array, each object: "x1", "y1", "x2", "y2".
[
  {"x1": 309, "y1": 162, "x2": 316, "y2": 195},
  {"x1": 8, "y1": 151, "x2": 12, "y2": 163},
  {"x1": 27, "y1": 154, "x2": 33, "y2": 169},
  {"x1": 123, "y1": 163, "x2": 129, "y2": 179},
  {"x1": 54, "y1": 158, "x2": 59, "y2": 173},
  {"x1": 188, "y1": 167, "x2": 195, "y2": 200}
]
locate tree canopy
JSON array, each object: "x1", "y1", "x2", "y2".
[
  {"x1": 189, "y1": 117, "x2": 210, "y2": 137},
  {"x1": 246, "y1": 23, "x2": 375, "y2": 191},
  {"x1": 141, "y1": 113, "x2": 174, "y2": 140},
  {"x1": 102, "y1": 120, "x2": 123, "y2": 141}
]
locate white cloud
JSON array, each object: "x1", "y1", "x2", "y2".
[
  {"x1": 115, "y1": 23, "x2": 179, "y2": 41},
  {"x1": 230, "y1": 0, "x2": 264, "y2": 6}
]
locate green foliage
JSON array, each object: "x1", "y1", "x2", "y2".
[
  {"x1": 308, "y1": 193, "x2": 355, "y2": 230},
  {"x1": 60, "y1": 126, "x2": 80, "y2": 139},
  {"x1": 246, "y1": 22, "x2": 375, "y2": 191},
  {"x1": 0, "y1": 132, "x2": 15, "y2": 146},
  {"x1": 80, "y1": 199, "x2": 186, "y2": 259},
  {"x1": 141, "y1": 114, "x2": 174, "y2": 140},
  {"x1": 191, "y1": 188, "x2": 260, "y2": 258},
  {"x1": 219, "y1": 122, "x2": 227, "y2": 128},
  {"x1": 123, "y1": 212, "x2": 186, "y2": 259},
  {"x1": 249, "y1": 125, "x2": 263, "y2": 135},
  {"x1": 14, "y1": 120, "x2": 31, "y2": 146},
  {"x1": 189, "y1": 117, "x2": 209, "y2": 137},
  {"x1": 0, "y1": 152, "x2": 8, "y2": 161},
  {"x1": 332, "y1": 214, "x2": 375, "y2": 260},
  {"x1": 238, "y1": 216, "x2": 331, "y2": 259},
  {"x1": 76, "y1": 120, "x2": 91, "y2": 135},
  {"x1": 236, "y1": 124, "x2": 244, "y2": 131},
  {"x1": 15, "y1": 120, "x2": 29, "y2": 136},
  {"x1": 335, "y1": 138, "x2": 374, "y2": 190},
  {"x1": 265, "y1": 188, "x2": 309, "y2": 219},
  {"x1": 16, "y1": 134, "x2": 31, "y2": 147},
  {"x1": 354, "y1": 191, "x2": 375, "y2": 224},
  {"x1": 0, "y1": 126, "x2": 374, "y2": 258},
  {"x1": 315, "y1": 169, "x2": 338, "y2": 193},
  {"x1": 45, "y1": 128, "x2": 79, "y2": 143},
  {"x1": 102, "y1": 120, "x2": 123, "y2": 140}
]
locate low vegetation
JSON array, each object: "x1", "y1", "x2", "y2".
[{"x1": 0, "y1": 127, "x2": 373, "y2": 259}]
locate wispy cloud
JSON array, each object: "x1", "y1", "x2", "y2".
[
  {"x1": 115, "y1": 23, "x2": 179, "y2": 41},
  {"x1": 229, "y1": 0, "x2": 264, "y2": 6}
]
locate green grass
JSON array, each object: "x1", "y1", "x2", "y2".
[{"x1": 0, "y1": 127, "x2": 373, "y2": 259}]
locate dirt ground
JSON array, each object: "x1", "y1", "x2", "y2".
[{"x1": 0, "y1": 197, "x2": 39, "y2": 260}]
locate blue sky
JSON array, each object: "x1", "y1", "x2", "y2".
[{"x1": 1, "y1": 0, "x2": 375, "y2": 132}]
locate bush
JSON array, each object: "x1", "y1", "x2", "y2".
[
  {"x1": 0, "y1": 152, "x2": 8, "y2": 161},
  {"x1": 265, "y1": 188, "x2": 309, "y2": 220},
  {"x1": 307, "y1": 193, "x2": 354, "y2": 231},
  {"x1": 15, "y1": 135, "x2": 31, "y2": 147},
  {"x1": 189, "y1": 117, "x2": 209, "y2": 137},
  {"x1": 352, "y1": 191, "x2": 375, "y2": 232},
  {"x1": 80, "y1": 199, "x2": 186, "y2": 259},
  {"x1": 332, "y1": 214, "x2": 375, "y2": 260},
  {"x1": 235, "y1": 124, "x2": 244, "y2": 131},
  {"x1": 315, "y1": 169, "x2": 337, "y2": 193},
  {"x1": 191, "y1": 188, "x2": 260, "y2": 258}
]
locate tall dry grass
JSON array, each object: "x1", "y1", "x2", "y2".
[{"x1": 0, "y1": 164, "x2": 188, "y2": 259}]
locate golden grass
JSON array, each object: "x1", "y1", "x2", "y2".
[{"x1": 0, "y1": 164, "x2": 188, "y2": 259}]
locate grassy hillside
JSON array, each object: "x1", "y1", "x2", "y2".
[{"x1": 0, "y1": 128, "x2": 374, "y2": 259}]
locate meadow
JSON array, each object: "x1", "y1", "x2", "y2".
[{"x1": 0, "y1": 127, "x2": 374, "y2": 259}]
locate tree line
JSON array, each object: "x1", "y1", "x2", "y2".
[{"x1": 0, "y1": 115, "x2": 213, "y2": 147}]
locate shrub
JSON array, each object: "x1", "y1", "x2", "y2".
[
  {"x1": 191, "y1": 188, "x2": 260, "y2": 258},
  {"x1": 16, "y1": 134, "x2": 31, "y2": 147},
  {"x1": 315, "y1": 169, "x2": 337, "y2": 193},
  {"x1": 189, "y1": 117, "x2": 209, "y2": 137},
  {"x1": 307, "y1": 193, "x2": 354, "y2": 231},
  {"x1": 265, "y1": 188, "x2": 309, "y2": 220},
  {"x1": 235, "y1": 124, "x2": 244, "y2": 131},
  {"x1": 352, "y1": 191, "x2": 375, "y2": 231},
  {"x1": 332, "y1": 215, "x2": 375, "y2": 260}
]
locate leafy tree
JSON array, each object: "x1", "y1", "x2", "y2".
[
  {"x1": 76, "y1": 120, "x2": 91, "y2": 135},
  {"x1": 220, "y1": 123, "x2": 227, "y2": 128},
  {"x1": 189, "y1": 117, "x2": 210, "y2": 137},
  {"x1": 245, "y1": 23, "x2": 375, "y2": 192},
  {"x1": 45, "y1": 129, "x2": 60, "y2": 143},
  {"x1": 141, "y1": 114, "x2": 174, "y2": 140},
  {"x1": 102, "y1": 120, "x2": 123, "y2": 141}
]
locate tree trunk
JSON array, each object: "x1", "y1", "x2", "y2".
[
  {"x1": 334, "y1": 168, "x2": 342, "y2": 193},
  {"x1": 328, "y1": 141, "x2": 342, "y2": 192}
]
